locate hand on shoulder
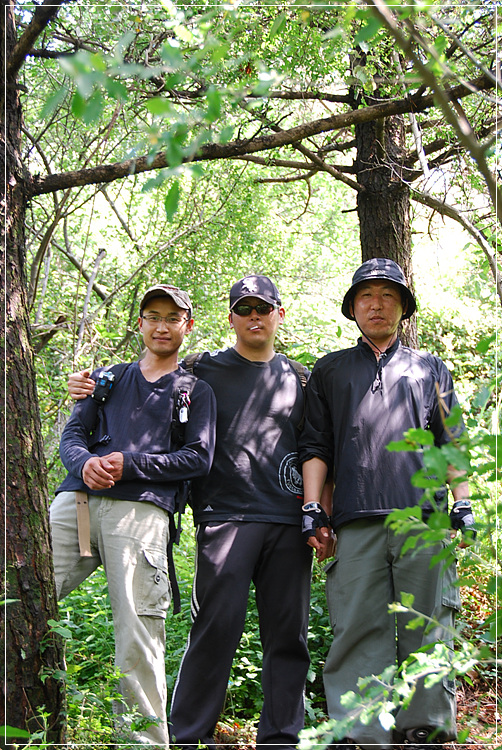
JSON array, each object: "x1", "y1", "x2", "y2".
[{"x1": 68, "y1": 369, "x2": 94, "y2": 400}]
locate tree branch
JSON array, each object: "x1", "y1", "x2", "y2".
[
  {"x1": 29, "y1": 74, "x2": 494, "y2": 197},
  {"x1": 255, "y1": 170, "x2": 319, "y2": 184},
  {"x1": 7, "y1": 0, "x2": 65, "y2": 80},
  {"x1": 74, "y1": 249, "x2": 107, "y2": 357},
  {"x1": 230, "y1": 153, "x2": 356, "y2": 175},
  {"x1": 367, "y1": 0, "x2": 502, "y2": 226},
  {"x1": 52, "y1": 239, "x2": 108, "y2": 301},
  {"x1": 412, "y1": 188, "x2": 502, "y2": 304}
]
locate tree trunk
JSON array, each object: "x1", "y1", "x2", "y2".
[
  {"x1": 355, "y1": 109, "x2": 418, "y2": 348},
  {"x1": 1, "y1": 2, "x2": 65, "y2": 741}
]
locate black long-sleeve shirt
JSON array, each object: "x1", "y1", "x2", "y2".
[
  {"x1": 57, "y1": 362, "x2": 216, "y2": 513},
  {"x1": 298, "y1": 338, "x2": 463, "y2": 529},
  {"x1": 185, "y1": 348, "x2": 308, "y2": 525}
]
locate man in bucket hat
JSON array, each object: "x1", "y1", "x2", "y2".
[{"x1": 299, "y1": 258, "x2": 476, "y2": 750}]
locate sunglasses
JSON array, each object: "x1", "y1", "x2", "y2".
[{"x1": 232, "y1": 302, "x2": 278, "y2": 316}]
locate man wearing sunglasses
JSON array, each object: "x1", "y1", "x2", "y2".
[
  {"x1": 169, "y1": 275, "x2": 312, "y2": 750},
  {"x1": 68, "y1": 275, "x2": 313, "y2": 750}
]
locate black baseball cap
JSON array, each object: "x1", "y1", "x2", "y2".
[
  {"x1": 229, "y1": 275, "x2": 282, "y2": 310},
  {"x1": 341, "y1": 258, "x2": 416, "y2": 320}
]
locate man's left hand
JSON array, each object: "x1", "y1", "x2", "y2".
[
  {"x1": 450, "y1": 499, "x2": 477, "y2": 546},
  {"x1": 101, "y1": 452, "x2": 124, "y2": 482}
]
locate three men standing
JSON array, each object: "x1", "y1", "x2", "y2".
[{"x1": 63, "y1": 263, "x2": 474, "y2": 749}]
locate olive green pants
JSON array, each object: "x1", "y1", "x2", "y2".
[{"x1": 324, "y1": 518, "x2": 460, "y2": 749}]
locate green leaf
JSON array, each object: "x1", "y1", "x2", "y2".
[
  {"x1": 427, "y1": 511, "x2": 451, "y2": 531},
  {"x1": 211, "y1": 42, "x2": 230, "y2": 63},
  {"x1": 113, "y1": 31, "x2": 136, "y2": 57},
  {"x1": 206, "y1": 86, "x2": 222, "y2": 123},
  {"x1": 82, "y1": 90, "x2": 104, "y2": 123},
  {"x1": 0, "y1": 726, "x2": 31, "y2": 738},
  {"x1": 40, "y1": 85, "x2": 68, "y2": 120},
  {"x1": 146, "y1": 97, "x2": 174, "y2": 116},
  {"x1": 476, "y1": 332, "x2": 496, "y2": 353},
  {"x1": 422, "y1": 446, "x2": 448, "y2": 480},
  {"x1": 433, "y1": 34, "x2": 449, "y2": 57},
  {"x1": 70, "y1": 90, "x2": 86, "y2": 118},
  {"x1": 161, "y1": 40, "x2": 184, "y2": 68},
  {"x1": 443, "y1": 404, "x2": 463, "y2": 428},
  {"x1": 400, "y1": 591, "x2": 415, "y2": 608},
  {"x1": 104, "y1": 78, "x2": 128, "y2": 102},
  {"x1": 440, "y1": 443, "x2": 471, "y2": 473},
  {"x1": 354, "y1": 14, "x2": 382, "y2": 44},
  {"x1": 164, "y1": 181, "x2": 180, "y2": 221},
  {"x1": 90, "y1": 51, "x2": 107, "y2": 73},
  {"x1": 219, "y1": 125, "x2": 235, "y2": 143},
  {"x1": 410, "y1": 470, "x2": 442, "y2": 489},
  {"x1": 270, "y1": 12, "x2": 287, "y2": 38},
  {"x1": 387, "y1": 427, "x2": 434, "y2": 452},
  {"x1": 165, "y1": 132, "x2": 185, "y2": 168}
]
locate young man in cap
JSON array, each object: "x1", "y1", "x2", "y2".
[
  {"x1": 52, "y1": 284, "x2": 216, "y2": 746},
  {"x1": 299, "y1": 258, "x2": 476, "y2": 750},
  {"x1": 69, "y1": 275, "x2": 314, "y2": 750}
]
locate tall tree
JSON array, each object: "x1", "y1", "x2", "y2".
[
  {"x1": 2, "y1": 0, "x2": 66, "y2": 741},
  {"x1": 3, "y1": 0, "x2": 498, "y2": 737}
]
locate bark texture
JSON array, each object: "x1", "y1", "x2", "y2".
[
  {"x1": 355, "y1": 106, "x2": 418, "y2": 347},
  {"x1": 2, "y1": 2, "x2": 65, "y2": 741}
]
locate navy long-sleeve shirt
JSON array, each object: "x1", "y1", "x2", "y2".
[
  {"x1": 57, "y1": 362, "x2": 217, "y2": 513},
  {"x1": 298, "y1": 338, "x2": 463, "y2": 529}
]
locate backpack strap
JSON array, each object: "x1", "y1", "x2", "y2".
[
  {"x1": 286, "y1": 357, "x2": 308, "y2": 390},
  {"x1": 282, "y1": 356, "x2": 309, "y2": 431},
  {"x1": 182, "y1": 351, "x2": 204, "y2": 374},
  {"x1": 88, "y1": 362, "x2": 132, "y2": 448},
  {"x1": 171, "y1": 371, "x2": 197, "y2": 451},
  {"x1": 168, "y1": 369, "x2": 198, "y2": 615}
]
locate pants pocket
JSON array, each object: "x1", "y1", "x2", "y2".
[
  {"x1": 135, "y1": 548, "x2": 171, "y2": 618},
  {"x1": 440, "y1": 543, "x2": 462, "y2": 612},
  {"x1": 324, "y1": 557, "x2": 338, "y2": 628}
]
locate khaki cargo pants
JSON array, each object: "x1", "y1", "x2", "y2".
[{"x1": 50, "y1": 491, "x2": 171, "y2": 747}]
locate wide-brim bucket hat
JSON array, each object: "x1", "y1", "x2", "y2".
[{"x1": 341, "y1": 257, "x2": 416, "y2": 320}]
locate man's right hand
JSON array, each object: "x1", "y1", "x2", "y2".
[
  {"x1": 68, "y1": 369, "x2": 95, "y2": 400},
  {"x1": 82, "y1": 455, "x2": 116, "y2": 490},
  {"x1": 310, "y1": 527, "x2": 337, "y2": 562}
]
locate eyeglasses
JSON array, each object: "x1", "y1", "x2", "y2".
[
  {"x1": 141, "y1": 314, "x2": 188, "y2": 326},
  {"x1": 232, "y1": 303, "x2": 278, "y2": 317}
]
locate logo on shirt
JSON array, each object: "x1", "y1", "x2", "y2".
[{"x1": 279, "y1": 452, "x2": 303, "y2": 495}]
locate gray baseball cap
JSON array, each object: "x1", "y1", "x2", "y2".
[
  {"x1": 140, "y1": 284, "x2": 192, "y2": 317},
  {"x1": 341, "y1": 258, "x2": 416, "y2": 320}
]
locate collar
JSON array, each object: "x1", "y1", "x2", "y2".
[{"x1": 357, "y1": 336, "x2": 400, "y2": 359}]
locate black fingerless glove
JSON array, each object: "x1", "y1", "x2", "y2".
[
  {"x1": 302, "y1": 501, "x2": 331, "y2": 542},
  {"x1": 450, "y1": 499, "x2": 477, "y2": 540}
]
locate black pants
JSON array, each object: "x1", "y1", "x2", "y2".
[{"x1": 170, "y1": 521, "x2": 312, "y2": 750}]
